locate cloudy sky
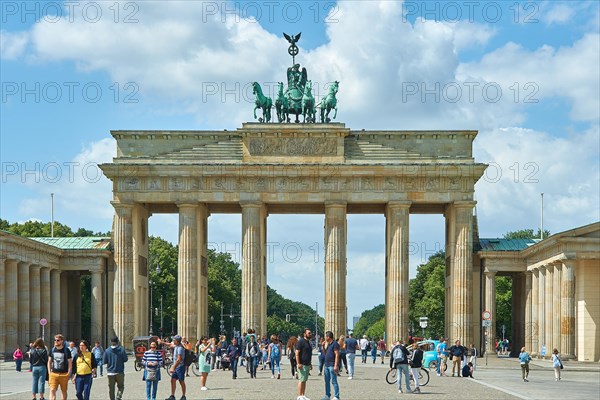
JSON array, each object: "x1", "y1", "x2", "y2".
[{"x1": 1, "y1": 1, "x2": 599, "y2": 324}]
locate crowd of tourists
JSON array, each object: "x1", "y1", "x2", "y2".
[{"x1": 12, "y1": 329, "x2": 566, "y2": 400}]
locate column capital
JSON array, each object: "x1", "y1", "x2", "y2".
[
  {"x1": 90, "y1": 267, "x2": 104, "y2": 275},
  {"x1": 386, "y1": 200, "x2": 412, "y2": 211},
  {"x1": 324, "y1": 200, "x2": 347, "y2": 208},
  {"x1": 176, "y1": 202, "x2": 199, "y2": 209},
  {"x1": 453, "y1": 200, "x2": 477, "y2": 209},
  {"x1": 240, "y1": 201, "x2": 264, "y2": 209},
  {"x1": 110, "y1": 200, "x2": 134, "y2": 209},
  {"x1": 484, "y1": 270, "x2": 497, "y2": 277}
]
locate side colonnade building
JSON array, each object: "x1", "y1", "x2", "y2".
[{"x1": 0, "y1": 233, "x2": 112, "y2": 355}]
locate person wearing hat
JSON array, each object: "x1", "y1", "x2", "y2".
[
  {"x1": 165, "y1": 335, "x2": 187, "y2": 400},
  {"x1": 103, "y1": 337, "x2": 128, "y2": 400}
]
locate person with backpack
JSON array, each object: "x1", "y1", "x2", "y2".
[
  {"x1": 245, "y1": 334, "x2": 260, "y2": 379},
  {"x1": 30, "y1": 338, "x2": 49, "y2": 400},
  {"x1": 48, "y1": 334, "x2": 72, "y2": 400},
  {"x1": 71, "y1": 340, "x2": 97, "y2": 400},
  {"x1": 389, "y1": 340, "x2": 411, "y2": 394},
  {"x1": 165, "y1": 335, "x2": 187, "y2": 400},
  {"x1": 268, "y1": 335, "x2": 282, "y2": 379},
  {"x1": 103, "y1": 336, "x2": 128, "y2": 400}
]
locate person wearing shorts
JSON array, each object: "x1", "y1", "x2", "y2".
[
  {"x1": 295, "y1": 328, "x2": 313, "y2": 400},
  {"x1": 48, "y1": 334, "x2": 72, "y2": 400},
  {"x1": 165, "y1": 335, "x2": 186, "y2": 400}
]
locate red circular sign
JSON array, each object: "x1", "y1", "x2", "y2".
[
  {"x1": 40, "y1": 318, "x2": 48, "y2": 326},
  {"x1": 482, "y1": 311, "x2": 492, "y2": 320}
]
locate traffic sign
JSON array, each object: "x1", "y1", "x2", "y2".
[
  {"x1": 482, "y1": 320, "x2": 492, "y2": 327},
  {"x1": 482, "y1": 310, "x2": 492, "y2": 320},
  {"x1": 40, "y1": 318, "x2": 48, "y2": 326}
]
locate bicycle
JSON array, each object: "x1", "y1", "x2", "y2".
[{"x1": 386, "y1": 366, "x2": 430, "y2": 386}]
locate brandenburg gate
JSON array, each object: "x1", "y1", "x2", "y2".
[{"x1": 99, "y1": 122, "x2": 486, "y2": 347}]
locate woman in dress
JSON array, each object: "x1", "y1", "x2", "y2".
[
  {"x1": 198, "y1": 336, "x2": 212, "y2": 390},
  {"x1": 142, "y1": 341, "x2": 162, "y2": 400}
]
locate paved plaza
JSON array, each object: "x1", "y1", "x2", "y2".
[{"x1": 1, "y1": 355, "x2": 598, "y2": 400}]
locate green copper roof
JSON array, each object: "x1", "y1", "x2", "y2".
[
  {"x1": 477, "y1": 238, "x2": 538, "y2": 252},
  {"x1": 30, "y1": 236, "x2": 112, "y2": 250}
]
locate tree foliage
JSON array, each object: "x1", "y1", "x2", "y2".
[
  {"x1": 0, "y1": 218, "x2": 109, "y2": 237},
  {"x1": 352, "y1": 304, "x2": 384, "y2": 337},
  {"x1": 409, "y1": 251, "x2": 446, "y2": 339},
  {"x1": 503, "y1": 228, "x2": 550, "y2": 240},
  {"x1": 495, "y1": 276, "x2": 512, "y2": 340}
]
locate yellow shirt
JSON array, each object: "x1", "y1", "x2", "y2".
[{"x1": 75, "y1": 351, "x2": 94, "y2": 375}]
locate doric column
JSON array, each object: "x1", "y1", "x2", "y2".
[
  {"x1": 73, "y1": 273, "x2": 82, "y2": 339},
  {"x1": 0, "y1": 257, "x2": 5, "y2": 355},
  {"x1": 178, "y1": 203, "x2": 199, "y2": 344},
  {"x1": 196, "y1": 203, "x2": 209, "y2": 337},
  {"x1": 560, "y1": 260, "x2": 575, "y2": 359},
  {"x1": 5, "y1": 260, "x2": 18, "y2": 353},
  {"x1": 531, "y1": 269, "x2": 539, "y2": 355},
  {"x1": 452, "y1": 201, "x2": 475, "y2": 345},
  {"x1": 545, "y1": 265, "x2": 553, "y2": 356},
  {"x1": 385, "y1": 201, "x2": 410, "y2": 347},
  {"x1": 511, "y1": 273, "x2": 525, "y2": 356},
  {"x1": 40, "y1": 267, "x2": 51, "y2": 341},
  {"x1": 484, "y1": 271, "x2": 496, "y2": 354},
  {"x1": 91, "y1": 268, "x2": 104, "y2": 343},
  {"x1": 552, "y1": 263, "x2": 561, "y2": 353},
  {"x1": 60, "y1": 272, "x2": 69, "y2": 336},
  {"x1": 112, "y1": 202, "x2": 134, "y2": 346},
  {"x1": 324, "y1": 201, "x2": 347, "y2": 338},
  {"x1": 524, "y1": 272, "x2": 533, "y2": 353},
  {"x1": 29, "y1": 265, "x2": 41, "y2": 339},
  {"x1": 241, "y1": 202, "x2": 266, "y2": 336},
  {"x1": 538, "y1": 266, "x2": 546, "y2": 356},
  {"x1": 18, "y1": 262, "x2": 30, "y2": 346},
  {"x1": 50, "y1": 269, "x2": 61, "y2": 338}
]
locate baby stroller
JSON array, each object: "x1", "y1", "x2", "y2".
[{"x1": 220, "y1": 354, "x2": 231, "y2": 370}]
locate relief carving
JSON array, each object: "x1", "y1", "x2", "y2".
[{"x1": 248, "y1": 137, "x2": 337, "y2": 156}]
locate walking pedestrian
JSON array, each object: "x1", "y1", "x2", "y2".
[
  {"x1": 72, "y1": 340, "x2": 97, "y2": 400},
  {"x1": 165, "y1": 335, "x2": 187, "y2": 400},
  {"x1": 370, "y1": 338, "x2": 377, "y2": 363},
  {"x1": 469, "y1": 343, "x2": 477, "y2": 370},
  {"x1": 209, "y1": 337, "x2": 217, "y2": 371},
  {"x1": 48, "y1": 334, "x2": 72, "y2": 400},
  {"x1": 92, "y1": 342, "x2": 104, "y2": 377},
  {"x1": 360, "y1": 335, "x2": 369, "y2": 364},
  {"x1": 268, "y1": 335, "x2": 282, "y2": 379},
  {"x1": 344, "y1": 333, "x2": 358, "y2": 379},
  {"x1": 390, "y1": 340, "x2": 411, "y2": 394},
  {"x1": 103, "y1": 336, "x2": 128, "y2": 400},
  {"x1": 198, "y1": 336, "x2": 212, "y2": 390},
  {"x1": 287, "y1": 336, "x2": 299, "y2": 379},
  {"x1": 377, "y1": 337, "x2": 386, "y2": 364},
  {"x1": 410, "y1": 341, "x2": 423, "y2": 393},
  {"x1": 337, "y1": 336, "x2": 348, "y2": 375},
  {"x1": 317, "y1": 337, "x2": 325, "y2": 376},
  {"x1": 322, "y1": 331, "x2": 340, "y2": 400},
  {"x1": 142, "y1": 341, "x2": 162, "y2": 400},
  {"x1": 28, "y1": 342, "x2": 34, "y2": 372},
  {"x1": 30, "y1": 338, "x2": 49, "y2": 400},
  {"x1": 518, "y1": 347, "x2": 531, "y2": 382},
  {"x1": 245, "y1": 335, "x2": 260, "y2": 379},
  {"x1": 552, "y1": 348, "x2": 563, "y2": 381},
  {"x1": 226, "y1": 337, "x2": 242, "y2": 379},
  {"x1": 436, "y1": 338, "x2": 448, "y2": 376},
  {"x1": 13, "y1": 345, "x2": 24, "y2": 372},
  {"x1": 295, "y1": 328, "x2": 313, "y2": 400}
]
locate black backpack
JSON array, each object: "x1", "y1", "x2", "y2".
[{"x1": 183, "y1": 349, "x2": 194, "y2": 367}]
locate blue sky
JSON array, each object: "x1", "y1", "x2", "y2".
[{"x1": 1, "y1": 1, "x2": 599, "y2": 323}]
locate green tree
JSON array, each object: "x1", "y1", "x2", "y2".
[
  {"x1": 364, "y1": 317, "x2": 385, "y2": 339},
  {"x1": 149, "y1": 236, "x2": 179, "y2": 336},
  {"x1": 495, "y1": 276, "x2": 512, "y2": 341},
  {"x1": 504, "y1": 228, "x2": 550, "y2": 240},
  {"x1": 409, "y1": 251, "x2": 446, "y2": 339},
  {"x1": 352, "y1": 304, "x2": 385, "y2": 337}
]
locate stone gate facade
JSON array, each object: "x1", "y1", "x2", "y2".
[{"x1": 99, "y1": 122, "x2": 486, "y2": 348}]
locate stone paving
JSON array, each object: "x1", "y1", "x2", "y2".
[{"x1": 1, "y1": 355, "x2": 598, "y2": 400}]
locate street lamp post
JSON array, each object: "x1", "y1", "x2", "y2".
[
  {"x1": 419, "y1": 317, "x2": 429, "y2": 339},
  {"x1": 229, "y1": 304, "x2": 241, "y2": 338},
  {"x1": 219, "y1": 303, "x2": 225, "y2": 335},
  {"x1": 149, "y1": 279, "x2": 153, "y2": 335}
]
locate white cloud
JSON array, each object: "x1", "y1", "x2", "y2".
[
  {"x1": 543, "y1": 3, "x2": 576, "y2": 25},
  {"x1": 17, "y1": 138, "x2": 115, "y2": 228},
  {"x1": 474, "y1": 125, "x2": 600, "y2": 237},
  {"x1": 0, "y1": 30, "x2": 29, "y2": 60}
]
